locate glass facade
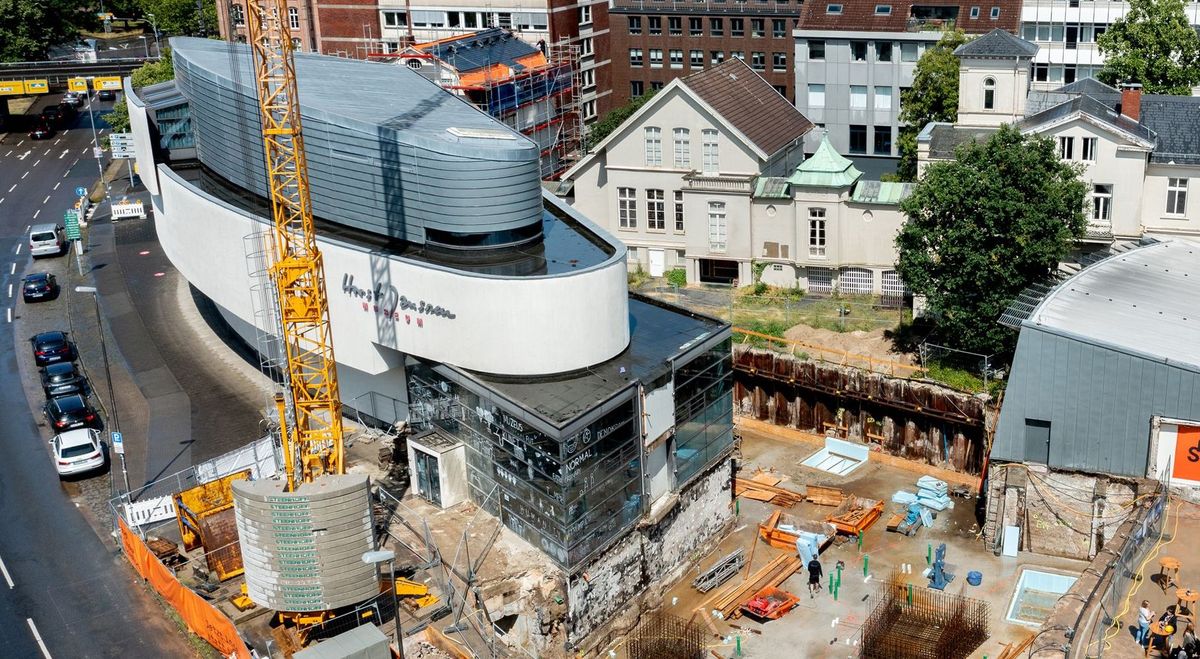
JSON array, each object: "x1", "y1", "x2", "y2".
[
  {"x1": 673, "y1": 338, "x2": 734, "y2": 485},
  {"x1": 407, "y1": 363, "x2": 643, "y2": 569}
]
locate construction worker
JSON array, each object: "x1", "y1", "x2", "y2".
[{"x1": 807, "y1": 556, "x2": 824, "y2": 598}]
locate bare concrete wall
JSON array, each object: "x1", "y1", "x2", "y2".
[
  {"x1": 565, "y1": 458, "x2": 734, "y2": 652},
  {"x1": 984, "y1": 463, "x2": 1143, "y2": 561}
]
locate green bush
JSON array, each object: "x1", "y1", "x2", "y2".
[{"x1": 665, "y1": 268, "x2": 687, "y2": 288}]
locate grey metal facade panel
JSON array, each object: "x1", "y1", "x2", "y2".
[
  {"x1": 171, "y1": 37, "x2": 543, "y2": 245},
  {"x1": 993, "y1": 326, "x2": 1200, "y2": 477}
]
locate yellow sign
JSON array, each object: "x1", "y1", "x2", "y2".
[
  {"x1": 68, "y1": 78, "x2": 89, "y2": 92},
  {"x1": 93, "y1": 76, "x2": 122, "y2": 91},
  {"x1": 0, "y1": 81, "x2": 22, "y2": 96},
  {"x1": 23, "y1": 79, "x2": 49, "y2": 94}
]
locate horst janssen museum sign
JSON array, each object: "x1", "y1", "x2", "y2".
[{"x1": 341, "y1": 273, "x2": 456, "y2": 325}]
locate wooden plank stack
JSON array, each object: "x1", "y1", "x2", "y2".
[
  {"x1": 702, "y1": 552, "x2": 803, "y2": 620},
  {"x1": 806, "y1": 485, "x2": 846, "y2": 506},
  {"x1": 734, "y1": 475, "x2": 805, "y2": 507}
]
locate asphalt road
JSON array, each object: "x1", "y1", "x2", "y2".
[{"x1": 0, "y1": 95, "x2": 195, "y2": 657}]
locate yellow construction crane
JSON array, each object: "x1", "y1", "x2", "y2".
[{"x1": 243, "y1": 0, "x2": 343, "y2": 490}]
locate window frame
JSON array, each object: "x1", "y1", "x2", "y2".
[
  {"x1": 618, "y1": 188, "x2": 638, "y2": 229},
  {"x1": 673, "y1": 127, "x2": 691, "y2": 169},
  {"x1": 708, "y1": 202, "x2": 728, "y2": 253},
  {"x1": 644, "y1": 127, "x2": 663, "y2": 166},
  {"x1": 702, "y1": 129, "x2": 719, "y2": 174},
  {"x1": 674, "y1": 190, "x2": 685, "y2": 232},
  {"x1": 646, "y1": 189, "x2": 666, "y2": 231},
  {"x1": 1166, "y1": 178, "x2": 1188, "y2": 216},
  {"x1": 808, "y1": 208, "x2": 827, "y2": 258},
  {"x1": 1091, "y1": 184, "x2": 1112, "y2": 221},
  {"x1": 983, "y1": 77, "x2": 996, "y2": 110}
]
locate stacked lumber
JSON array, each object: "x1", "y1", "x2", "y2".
[
  {"x1": 827, "y1": 496, "x2": 884, "y2": 535},
  {"x1": 996, "y1": 633, "x2": 1035, "y2": 659},
  {"x1": 703, "y1": 552, "x2": 803, "y2": 620},
  {"x1": 734, "y1": 476, "x2": 804, "y2": 507},
  {"x1": 806, "y1": 485, "x2": 846, "y2": 506}
]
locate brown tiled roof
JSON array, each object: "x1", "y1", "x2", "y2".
[
  {"x1": 797, "y1": 0, "x2": 1020, "y2": 34},
  {"x1": 681, "y1": 59, "x2": 813, "y2": 156}
]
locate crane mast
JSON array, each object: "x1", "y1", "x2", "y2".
[{"x1": 244, "y1": 0, "x2": 343, "y2": 489}]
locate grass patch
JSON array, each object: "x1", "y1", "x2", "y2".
[
  {"x1": 731, "y1": 294, "x2": 911, "y2": 334},
  {"x1": 917, "y1": 361, "x2": 1006, "y2": 395},
  {"x1": 627, "y1": 264, "x2": 650, "y2": 288}
]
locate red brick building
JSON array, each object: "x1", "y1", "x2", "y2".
[
  {"x1": 215, "y1": 0, "x2": 382, "y2": 57},
  {"x1": 606, "y1": 0, "x2": 802, "y2": 111}
]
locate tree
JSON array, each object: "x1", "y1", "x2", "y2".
[
  {"x1": 1097, "y1": 0, "x2": 1200, "y2": 95},
  {"x1": 896, "y1": 126, "x2": 1087, "y2": 356},
  {"x1": 896, "y1": 29, "x2": 970, "y2": 181},
  {"x1": 102, "y1": 49, "x2": 175, "y2": 135},
  {"x1": 0, "y1": 0, "x2": 89, "y2": 62},
  {"x1": 584, "y1": 90, "x2": 658, "y2": 151},
  {"x1": 136, "y1": 0, "x2": 218, "y2": 37}
]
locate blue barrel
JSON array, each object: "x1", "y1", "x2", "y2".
[{"x1": 967, "y1": 571, "x2": 983, "y2": 586}]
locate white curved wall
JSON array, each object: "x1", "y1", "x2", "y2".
[{"x1": 156, "y1": 166, "x2": 630, "y2": 376}]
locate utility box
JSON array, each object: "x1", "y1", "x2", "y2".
[
  {"x1": 294, "y1": 623, "x2": 390, "y2": 659},
  {"x1": 407, "y1": 429, "x2": 467, "y2": 509}
]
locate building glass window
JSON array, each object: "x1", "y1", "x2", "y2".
[
  {"x1": 702, "y1": 129, "x2": 719, "y2": 173},
  {"x1": 970, "y1": 6, "x2": 980, "y2": 18},
  {"x1": 1058, "y1": 136, "x2": 1074, "y2": 160},
  {"x1": 580, "y1": 5, "x2": 592, "y2": 24},
  {"x1": 669, "y1": 16, "x2": 682, "y2": 35},
  {"x1": 619, "y1": 188, "x2": 638, "y2": 228},
  {"x1": 690, "y1": 17, "x2": 703, "y2": 35},
  {"x1": 751, "y1": 52, "x2": 766, "y2": 70},
  {"x1": 674, "y1": 191, "x2": 685, "y2": 231},
  {"x1": 773, "y1": 18, "x2": 787, "y2": 37},
  {"x1": 710, "y1": 51, "x2": 724, "y2": 64},
  {"x1": 730, "y1": 51, "x2": 744, "y2": 61},
  {"x1": 710, "y1": 17, "x2": 723, "y2": 36},
  {"x1": 672, "y1": 338, "x2": 734, "y2": 485},
  {"x1": 809, "y1": 40, "x2": 825, "y2": 60},
  {"x1": 983, "y1": 77, "x2": 995, "y2": 109},
  {"x1": 645, "y1": 127, "x2": 662, "y2": 166},
  {"x1": 850, "y1": 85, "x2": 867, "y2": 109},
  {"x1": 874, "y1": 86, "x2": 892, "y2": 110},
  {"x1": 649, "y1": 49, "x2": 663, "y2": 68},
  {"x1": 1167, "y1": 178, "x2": 1188, "y2": 215},
  {"x1": 900, "y1": 42, "x2": 918, "y2": 62},
  {"x1": 875, "y1": 4, "x2": 892, "y2": 14},
  {"x1": 708, "y1": 202, "x2": 727, "y2": 252},
  {"x1": 1092, "y1": 184, "x2": 1112, "y2": 221},
  {"x1": 580, "y1": 37, "x2": 593, "y2": 56},
  {"x1": 826, "y1": 3, "x2": 843, "y2": 14},
  {"x1": 651, "y1": 81, "x2": 664, "y2": 91},
  {"x1": 808, "y1": 83, "x2": 825, "y2": 108},
  {"x1": 382, "y1": 10, "x2": 407, "y2": 27},
  {"x1": 583, "y1": 99, "x2": 596, "y2": 120},
  {"x1": 673, "y1": 128, "x2": 691, "y2": 168},
  {"x1": 287, "y1": 7, "x2": 300, "y2": 29},
  {"x1": 647, "y1": 189, "x2": 666, "y2": 230},
  {"x1": 649, "y1": 16, "x2": 662, "y2": 35},
  {"x1": 731, "y1": 18, "x2": 744, "y2": 37},
  {"x1": 670, "y1": 49, "x2": 684, "y2": 68},
  {"x1": 581, "y1": 69, "x2": 595, "y2": 89},
  {"x1": 231, "y1": 3, "x2": 245, "y2": 26},
  {"x1": 630, "y1": 49, "x2": 643, "y2": 67},
  {"x1": 691, "y1": 50, "x2": 704, "y2": 67},
  {"x1": 751, "y1": 18, "x2": 765, "y2": 37},
  {"x1": 873, "y1": 126, "x2": 891, "y2": 154},
  {"x1": 875, "y1": 41, "x2": 892, "y2": 61},
  {"x1": 990, "y1": 6, "x2": 1000, "y2": 18},
  {"x1": 773, "y1": 52, "x2": 787, "y2": 71},
  {"x1": 1081, "y1": 137, "x2": 1097, "y2": 161},
  {"x1": 851, "y1": 41, "x2": 868, "y2": 61},
  {"x1": 849, "y1": 125, "x2": 867, "y2": 154},
  {"x1": 629, "y1": 16, "x2": 642, "y2": 34},
  {"x1": 631, "y1": 80, "x2": 644, "y2": 97},
  {"x1": 808, "y1": 208, "x2": 826, "y2": 257}
]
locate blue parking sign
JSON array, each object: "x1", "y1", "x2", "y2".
[
  {"x1": 112, "y1": 431, "x2": 124, "y2": 455},
  {"x1": 75, "y1": 186, "x2": 87, "y2": 197}
]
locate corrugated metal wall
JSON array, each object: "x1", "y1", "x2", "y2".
[{"x1": 993, "y1": 326, "x2": 1200, "y2": 477}]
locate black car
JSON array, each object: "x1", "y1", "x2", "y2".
[
  {"x1": 28, "y1": 122, "x2": 54, "y2": 140},
  {"x1": 62, "y1": 92, "x2": 85, "y2": 108},
  {"x1": 30, "y1": 331, "x2": 76, "y2": 367},
  {"x1": 22, "y1": 273, "x2": 59, "y2": 302},
  {"x1": 97, "y1": 89, "x2": 116, "y2": 102},
  {"x1": 43, "y1": 394, "x2": 101, "y2": 432},
  {"x1": 41, "y1": 362, "x2": 87, "y2": 398}
]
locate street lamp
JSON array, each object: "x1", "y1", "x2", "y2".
[
  {"x1": 75, "y1": 286, "x2": 130, "y2": 497},
  {"x1": 362, "y1": 549, "x2": 405, "y2": 659},
  {"x1": 83, "y1": 83, "x2": 107, "y2": 201},
  {"x1": 145, "y1": 14, "x2": 161, "y2": 56},
  {"x1": 138, "y1": 36, "x2": 149, "y2": 58}
]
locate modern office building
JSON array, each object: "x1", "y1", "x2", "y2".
[
  {"x1": 215, "y1": 0, "x2": 382, "y2": 56},
  {"x1": 127, "y1": 36, "x2": 734, "y2": 650},
  {"x1": 793, "y1": 0, "x2": 1020, "y2": 164},
  {"x1": 606, "y1": 0, "x2": 803, "y2": 108},
  {"x1": 1019, "y1": 0, "x2": 1200, "y2": 90}
]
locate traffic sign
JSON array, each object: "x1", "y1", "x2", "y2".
[
  {"x1": 110, "y1": 133, "x2": 135, "y2": 160},
  {"x1": 64, "y1": 210, "x2": 81, "y2": 240},
  {"x1": 112, "y1": 432, "x2": 124, "y2": 455},
  {"x1": 93, "y1": 77, "x2": 121, "y2": 91},
  {"x1": 68, "y1": 78, "x2": 89, "y2": 93},
  {"x1": 93, "y1": 146, "x2": 104, "y2": 159},
  {"x1": 75, "y1": 186, "x2": 87, "y2": 197}
]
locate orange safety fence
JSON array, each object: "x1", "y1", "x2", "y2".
[
  {"x1": 118, "y1": 519, "x2": 252, "y2": 659},
  {"x1": 732, "y1": 327, "x2": 923, "y2": 378}
]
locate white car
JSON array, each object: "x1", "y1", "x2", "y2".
[{"x1": 51, "y1": 429, "x2": 106, "y2": 477}]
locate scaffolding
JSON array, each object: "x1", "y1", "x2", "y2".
[{"x1": 859, "y1": 570, "x2": 990, "y2": 659}]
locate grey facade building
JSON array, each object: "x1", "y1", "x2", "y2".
[
  {"x1": 992, "y1": 239, "x2": 1200, "y2": 479},
  {"x1": 793, "y1": 0, "x2": 1020, "y2": 166}
]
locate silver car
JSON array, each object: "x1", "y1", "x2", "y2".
[
  {"x1": 28, "y1": 223, "x2": 66, "y2": 258},
  {"x1": 51, "y1": 428, "x2": 106, "y2": 477}
]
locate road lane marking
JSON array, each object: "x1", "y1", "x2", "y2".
[
  {"x1": 16, "y1": 244, "x2": 21, "y2": 254},
  {"x1": 21, "y1": 171, "x2": 28, "y2": 179},
  {"x1": 6, "y1": 308, "x2": 10, "y2": 323},
  {"x1": 17, "y1": 150, "x2": 29, "y2": 160},
  {"x1": 7, "y1": 184, "x2": 15, "y2": 192},
  {"x1": 71, "y1": 158, "x2": 78, "y2": 166},
  {"x1": 0, "y1": 197, "x2": 4, "y2": 205},
  {"x1": 58, "y1": 149, "x2": 68, "y2": 159},
  {"x1": 54, "y1": 139, "x2": 61, "y2": 145},
  {"x1": 80, "y1": 148, "x2": 87, "y2": 154},
  {"x1": 53, "y1": 182, "x2": 60, "y2": 190},
  {"x1": 32, "y1": 210, "x2": 40, "y2": 219},
  {"x1": 7, "y1": 284, "x2": 11, "y2": 298},
  {"x1": 33, "y1": 160, "x2": 40, "y2": 167},
  {"x1": 26, "y1": 619, "x2": 51, "y2": 658},
  {"x1": 16, "y1": 140, "x2": 23, "y2": 146},
  {"x1": 9, "y1": 263, "x2": 14, "y2": 275},
  {"x1": 62, "y1": 171, "x2": 69, "y2": 179},
  {"x1": 0, "y1": 553, "x2": 13, "y2": 588},
  {"x1": 3, "y1": 150, "x2": 10, "y2": 157},
  {"x1": 42, "y1": 195, "x2": 50, "y2": 204},
  {"x1": 42, "y1": 148, "x2": 50, "y2": 156}
]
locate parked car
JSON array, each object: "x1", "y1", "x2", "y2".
[
  {"x1": 28, "y1": 223, "x2": 66, "y2": 258},
  {"x1": 30, "y1": 331, "x2": 76, "y2": 367},
  {"x1": 41, "y1": 362, "x2": 87, "y2": 398},
  {"x1": 28, "y1": 122, "x2": 54, "y2": 140},
  {"x1": 21, "y1": 273, "x2": 59, "y2": 302},
  {"x1": 97, "y1": 89, "x2": 116, "y2": 102},
  {"x1": 43, "y1": 394, "x2": 101, "y2": 432},
  {"x1": 50, "y1": 428, "x2": 106, "y2": 477}
]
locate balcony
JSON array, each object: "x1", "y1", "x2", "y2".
[
  {"x1": 906, "y1": 17, "x2": 956, "y2": 32},
  {"x1": 683, "y1": 172, "x2": 756, "y2": 193},
  {"x1": 1083, "y1": 220, "x2": 1113, "y2": 242}
]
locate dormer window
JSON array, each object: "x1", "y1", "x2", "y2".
[
  {"x1": 990, "y1": 6, "x2": 1000, "y2": 18},
  {"x1": 969, "y1": 6, "x2": 980, "y2": 18},
  {"x1": 826, "y1": 3, "x2": 843, "y2": 14},
  {"x1": 875, "y1": 4, "x2": 892, "y2": 14}
]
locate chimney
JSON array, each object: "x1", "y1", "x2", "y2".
[{"x1": 1119, "y1": 83, "x2": 1142, "y2": 122}]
